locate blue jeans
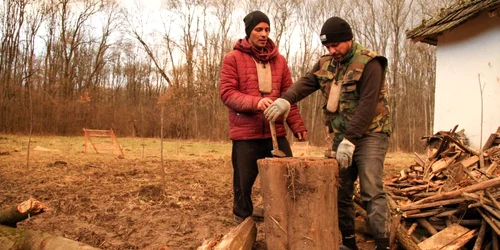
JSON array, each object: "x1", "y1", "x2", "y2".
[{"x1": 337, "y1": 132, "x2": 390, "y2": 240}]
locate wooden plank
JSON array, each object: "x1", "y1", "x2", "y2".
[
  {"x1": 431, "y1": 153, "x2": 460, "y2": 174},
  {"x1": 291, "y1": 141, "x2": 309, "y2": 157},
  {"x1": 440, "y1": 229, "x2": 476, "y2": 250},
  {"x1": 454, "y1": 155, "x2": 479, "y2": 169},
  {"x1": 482, "y1": 133, "x2": 499, "y2": 151},
  {"x1": 414, "y1": 152, "x2": 426, "y2": 167},
  {"x1": 418, "y1": 224, "x2": 474, "y2": 250},
  {"x1": 486, "y1": 162, "x2": 498, "y2": 175}
]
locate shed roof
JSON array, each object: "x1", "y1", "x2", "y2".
[{"x1": 406, "y1": 0, "x2": 500, "y2": 45}]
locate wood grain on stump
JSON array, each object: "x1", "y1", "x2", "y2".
[{"x1": 257, "y1": 158, "x2": 339, "y2": 250}]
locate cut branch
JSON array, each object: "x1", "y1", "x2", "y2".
[{"x1": 408, "y1": 176, "x2": 500, "y2": 206}]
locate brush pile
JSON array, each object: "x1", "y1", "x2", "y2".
[{"x1": 383, "y1": 125, "x2": 500, "y2": 249}]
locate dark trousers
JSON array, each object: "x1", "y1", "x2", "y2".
[
  {"x1": 337, "y1": 132, "x2": 390, "y2": 240},
  {"x1": 232, "y1": 137, "x2": 292, "y2": 218}
]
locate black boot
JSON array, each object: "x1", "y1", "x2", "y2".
[
  {"x1": 339, "y1": 245, "x2": 352, "y2": 250},
  {"x1": 342, "y1": 234, "x2": 358, "y2": 250},
  {"x1": 375, "y1": 238, "x2": 390, "y2": 250}
]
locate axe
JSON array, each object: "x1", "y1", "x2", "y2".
[{"x1": 269, "y1": 121, "x2": 286, "y2": 157}]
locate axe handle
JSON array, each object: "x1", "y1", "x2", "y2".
[{"x1": 269, "y1": 121, "x2": 279, "y2": 151}]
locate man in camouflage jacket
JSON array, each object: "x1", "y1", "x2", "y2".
[{"x1": 265, "y1": 16, "x2": 391, "y2": 250}]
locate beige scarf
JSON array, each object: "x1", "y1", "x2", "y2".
[
  {"x1": 326, "y1": 80, "x2": 341, "y2": 112},
  {"x1": 253, "y1": 59, "x2": 272, "y2": 94}
]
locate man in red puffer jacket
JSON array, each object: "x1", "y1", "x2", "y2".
[{"x1": 219, "y1": 10, "x2": 307, "y2": 224}]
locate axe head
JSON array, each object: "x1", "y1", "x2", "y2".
[{"x1": 271, "y1": 149, "x2": 286, "y2": 157}]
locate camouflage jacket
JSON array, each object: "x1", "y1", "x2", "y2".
[{"x1": 314, "y1": 42, "x2": 392, "y2": 147}]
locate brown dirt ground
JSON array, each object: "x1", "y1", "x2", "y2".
[{"x1": 0, "y1": 137, "x2": 409, "y2": 250}]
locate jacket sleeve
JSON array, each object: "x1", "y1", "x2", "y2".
[
  {"x1": 281, "y1": 61, "x2": 307, "y2": 134},
  {"x1": 281, "y1": 61, "x2": 321, "y2": 104},
  {"x1": 219, "y1": 53, "x2": 261, "y2": 113}
]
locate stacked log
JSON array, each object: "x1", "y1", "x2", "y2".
[{"x1": 382, "y1": 126, "x2": 500, "y2": 250}]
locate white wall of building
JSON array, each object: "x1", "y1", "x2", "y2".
[{"x1": 434, "y1": 10, "x2": 500, "y2": 149}]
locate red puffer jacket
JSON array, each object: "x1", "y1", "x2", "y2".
[{"x1": 220, "y1": 38, "x2": 307, "y2": 140}]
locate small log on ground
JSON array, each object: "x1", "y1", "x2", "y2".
[
  {"x1": 472, "y1": 220, "x2": 487, "y2": 250},
  {"x1": 478, "y1": 209, "x2": 500, "y2": 235},
  {"x1": 416, "y1": 218, "x2": 438, "y2": 235},
  {"x1": 395, "y1": 223, "x2": 422, "y2": 250},
  {"x1": 197, "y1": 217, "x2": 257, "y2": 250},
  {"x1": 492, "y1": 229, "x2": 499, "y2": 250},
  {"x1": 257, "y1": 158, "x2": 339, "y2": 250},
  {"x1": 0, "y1": 198, "x2": 47, "y2": 227},
  {"x1": 0, "y1": 224, "x2": 100, "y2": 250}
]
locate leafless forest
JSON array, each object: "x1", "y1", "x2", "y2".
[{"x1": 0, "y1": 0, "x2": 455, "y2": 151}]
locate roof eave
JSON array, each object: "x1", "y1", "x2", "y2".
[{"x1": 409, "y1": 36, "x2": 438, "y2": 46}]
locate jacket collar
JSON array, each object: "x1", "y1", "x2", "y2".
[{"x1": 234, "y1": 38, "x2": 278, "y2": 63}]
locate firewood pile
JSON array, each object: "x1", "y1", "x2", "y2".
[{"x1": 384, "y1": 126, "x2": 500, "y2": 249}]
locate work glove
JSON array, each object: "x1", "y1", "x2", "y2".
[
  {"x1": 264, "y1": 98, "x2": 290, "y2": 122},
  {"x1": 336, "y1": 138, "x2": 355, "y2": 169}
]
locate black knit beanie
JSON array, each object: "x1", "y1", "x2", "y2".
[
  {"x1": 320, "y1": 17, "x2": 353, "y2": 44},
  {"x1": 243, "y1": 11, "x2": 270, "y2": 37}
]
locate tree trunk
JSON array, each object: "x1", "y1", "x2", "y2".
[
  {"x1": 0, "y1": 225, "x2": 100, "y2": 250},
  {"x1": 257, "y1": 158, "x2": 339, "y2": 250}
]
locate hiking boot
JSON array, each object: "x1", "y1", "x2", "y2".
[{"x1": 375, "y1": 238, "x2": 390, "y2": 250}]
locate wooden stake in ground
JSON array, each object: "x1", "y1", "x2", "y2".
[
  {"x1": 257, "y1": 158, "x2": 339, "y2": 250},
  {"x1": 0, "y1": 198, "x2": 47, "y2": 227}
]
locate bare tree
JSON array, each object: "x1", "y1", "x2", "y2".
[
  {"x1": 0, "y1": 0, "x2": 25, "y2": 132},
  {"x1": 21, "y1": 0, "x2": 46, "y2": 167},
  {"x1": 0, "y1": 0, "x2": 442, "y2": 152}
]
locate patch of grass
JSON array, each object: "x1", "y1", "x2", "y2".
[
  {"x1": 0, "y1": 134, "x2": 234, "y2": 161},
  {"x1": 385, "y1": 151, "x2": 414, "y2": 168},
  {"x1": 0, "y1": 133, "x2": 416, "y2": 170}
]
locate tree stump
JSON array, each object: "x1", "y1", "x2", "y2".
[{"x1": 257, "y1": 158, "x2": 339, "y2": 250}]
